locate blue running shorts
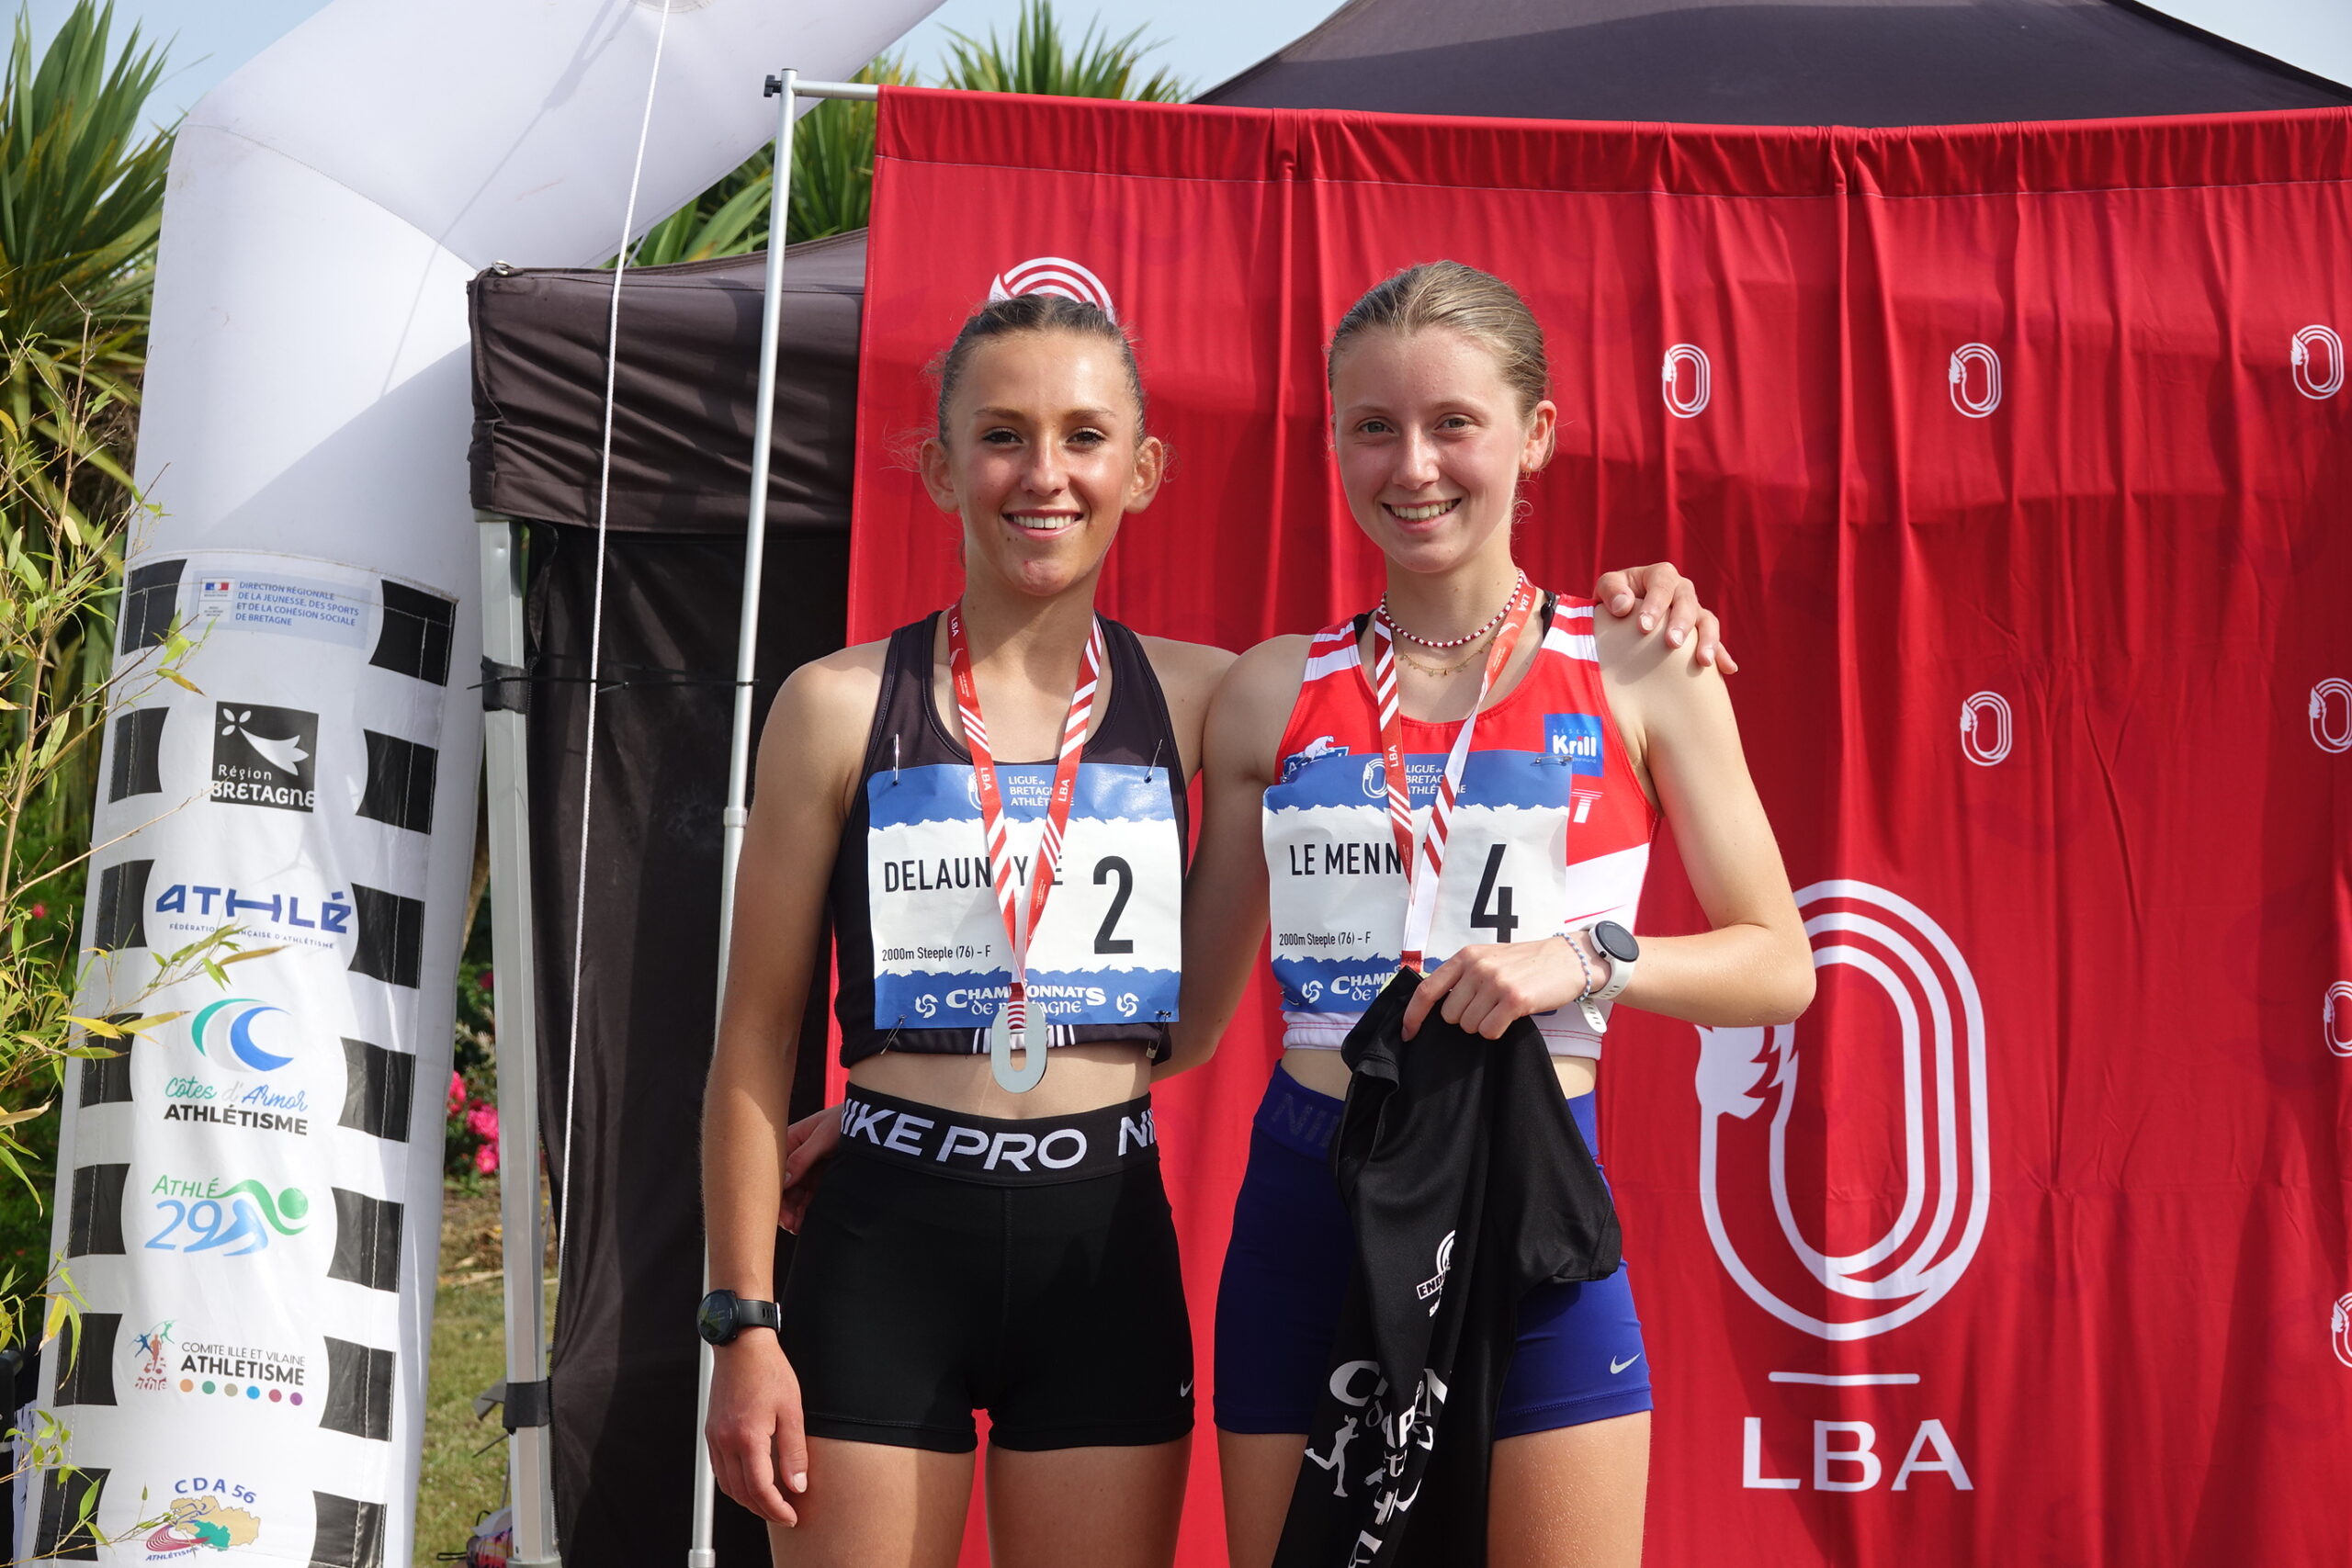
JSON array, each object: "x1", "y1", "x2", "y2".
[{"x1": 1214, "y1": 1065, "x2": 1652, "y2": 1438}]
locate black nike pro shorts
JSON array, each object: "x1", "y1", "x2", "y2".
[{"x1": 779, "y1": 1088, "x2": 1194, "y2": 1453}]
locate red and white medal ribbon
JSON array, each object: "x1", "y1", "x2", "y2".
[
  {"x1": 1369, "y1": 578, "x2": 1541, "y2": 975},
  {"x1": 945, "y1": 602, "x2": 1105, "y2": 1091}
]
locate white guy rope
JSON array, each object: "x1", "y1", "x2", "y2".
[{"x1": 556, "y1": 0, "x2": 676, "y2": 1304}]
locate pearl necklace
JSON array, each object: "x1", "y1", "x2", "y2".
[{"x1": 1377, "y1": 570, "x2": 1529, "y2": 649}]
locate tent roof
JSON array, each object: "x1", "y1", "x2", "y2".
[
  {"x1": 468, "y1": 230, "x2": 865, "y2": 534},
  {"x1": 1198, "y1": 0, "x2": 2351, "y2": 123}
]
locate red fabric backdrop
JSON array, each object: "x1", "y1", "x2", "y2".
[{"x1": 843, "y1": 88, "x2": 2352, "y2": 1565}]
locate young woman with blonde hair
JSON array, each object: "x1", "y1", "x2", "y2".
[{"x1": 1178, "y1": 261, "x2": 1815, "y2": 1567}]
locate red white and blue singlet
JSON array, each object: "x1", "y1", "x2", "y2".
[{"x1": 1261, "y1": 593, "x2": 1658, "y2": 1059}]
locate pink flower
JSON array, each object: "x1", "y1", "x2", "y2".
[
  {"x1": 447, "y1": 1070, "x2": 467, "y2": 1114},
  {"x1": 474, "y1": 1140, "x2": 499, "y2": 1175},
  {"x1": 479, "y1": 969, "x2": 494, "y2": 990},
  {"x1": 467, "y1": 1103, "x2": 500, "y2": 1141},
  {"x1": 29, "y1": 904, "x2": 45, "y2": 919}
]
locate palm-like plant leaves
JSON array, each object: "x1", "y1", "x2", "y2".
[
  {"x1": 623, "y1": 57, "x2": 911, "y2": 267},
  {"x1": 938, "y1": 1, "x2": 1186, "y2": 101},
  {"x1": 785, "y1": 56, "x2": 916, "y2": 246},
  {"x1": 621, "y1": 3, "x2": 1188, "y2": 268},
  {"x1": 0, "y1": 4, "x2": 173, "y2": 530}
]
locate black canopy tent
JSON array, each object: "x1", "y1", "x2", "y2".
[
  {"x1": 462, "y1": 6, "x2": 2348, "y2": 1564},
  {"x1": 1199, "y1": 0, "x2": 2352, "y2": 120}
]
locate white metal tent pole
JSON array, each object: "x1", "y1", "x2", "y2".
[
  {"x1": 479, "y1": 513, "x2": 561, "y2": 1567},
  {"x1": 691, "y1": 71, "x2": 879, "y2": 1568}
]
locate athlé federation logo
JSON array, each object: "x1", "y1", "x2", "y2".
[
  {"x1": 989, "y1": 256, "x2": 1116, "y2": 321},
  {"x1": 1695, "y1": 880, "x2": 1990, "y2": 1340}
]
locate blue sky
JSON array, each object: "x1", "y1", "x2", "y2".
[{"x1": 22, "y1": 0, "x2": 1349, "y2": 131}]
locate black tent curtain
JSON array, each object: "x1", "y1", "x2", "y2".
[
  {"x1": 468, "y1": 232, "x2": 862, "y2": 1564},
  {"x1": 462, "y1": 7, "x2": 2346, "y2": 1563}
]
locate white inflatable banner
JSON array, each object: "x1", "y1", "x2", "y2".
[
  {"x1": 30, "y1": 0, "x2": 942, "y2": 1561},
  {"x1": 45, "y1": 550, "x2": 456, "y2": 1564}
]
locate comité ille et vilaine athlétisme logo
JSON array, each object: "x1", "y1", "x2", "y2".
[{"x1": 132, "y1": 1319, "x2": 175, "y2": 1392}]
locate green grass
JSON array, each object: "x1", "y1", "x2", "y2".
[{"x1": 418, "y1": 1186, "x2": 554, "y2": 1565}]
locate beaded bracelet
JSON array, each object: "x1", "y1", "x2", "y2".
[{"x1": 1565, "y1": 930, "x2": 1597, "y2": 1001}]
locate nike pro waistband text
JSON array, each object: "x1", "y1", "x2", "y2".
[{"x1": 835, "y1": 1088, "x2": 1159, "y2": 1185}]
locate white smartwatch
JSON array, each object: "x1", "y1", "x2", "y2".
[{"x1": 1577, "y1": 920, "x2": 1639, "y2": 1032}]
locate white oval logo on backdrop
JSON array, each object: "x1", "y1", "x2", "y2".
[
  {"x1": 2334, "y1": 1293, "x2": 2352, "y2": 1370},
  {"x1": 1949, "y1": 344, "x2": 2002, "y2": 418},
  {"x1": 2326, "y1": 982, "x2": 2352, "y2": 1060},
  {"x1": 2291, "y1": 325, "x2": 2344, "y2": 400},
  {"x1": 1662, "y1": 344, "x2": 1711, "y2": 418},
  {"x1": 989, "y1": 256, "x2": 1117, "y2": 321},
  {"x1": 1694, "y1": 880, "x2": 1991, "y2": 1341},
  {"x1": 1959, "y1": 691, "x2": 2012, "y2": 767},
  {"x1": 2312, "y1": 679, "x2": 2352, "y2": 755}
]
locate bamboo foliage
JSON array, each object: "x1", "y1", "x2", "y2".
[
  {"x1": 0, "y1": 3, "x2": 173, "y2": 533},
  {"x1": 1, "y1": 333, "x2": 258, "y2": 1362}
]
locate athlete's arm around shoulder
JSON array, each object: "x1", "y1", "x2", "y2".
[
  {"x1": 1135, "y1": 634, "x2": 1238, "y2": 780},
  {"x1": 1596, "y1": 612, "x2": 1815, "y2": 1026},
  {"x1": 1160, "y1": 634, "x2": 1313, "y2": 1077},
  {"x1": 700, "y1": 642, "x2": 881, "y2": 1527}
]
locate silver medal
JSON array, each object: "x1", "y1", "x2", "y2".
[{"x1": 989, "y1": 1002, "x2": 1048, "y2": 1092}]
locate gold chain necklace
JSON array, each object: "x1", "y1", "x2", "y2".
[{"x1": 1390, "y1": 632, "x2": 1488, "y2": 678}]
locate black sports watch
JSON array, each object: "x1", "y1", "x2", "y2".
[{"x1": 696, "y1": 1289, "x2": 782, "y2": 1346}]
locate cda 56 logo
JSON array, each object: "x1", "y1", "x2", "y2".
[{"x1": 1694, "y1": 880, "x2": 1991, "y2": 1339}]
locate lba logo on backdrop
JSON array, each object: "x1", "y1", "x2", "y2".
[
  {"x1": 212, "y1": 702, "x2": 316, "y2": 811},
  {"x1": 989, "y1": 256, "x2": 1116, "y2": 320},
  {"x1": 1695, "y1": 879, "x2": 1991, "y2": 1341}
]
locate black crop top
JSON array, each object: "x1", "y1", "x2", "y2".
[{"x1": 828, "y1": 613, "x2": 1188, "y2": 1065}]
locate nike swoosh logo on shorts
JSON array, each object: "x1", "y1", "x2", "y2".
[
  {"x1": 1611, "y1": 1354, "x2": 1642, "y2": 1375},
  {"x1": 1180, "y1": 1381, "x2": 1193, "y2": 1397}
]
